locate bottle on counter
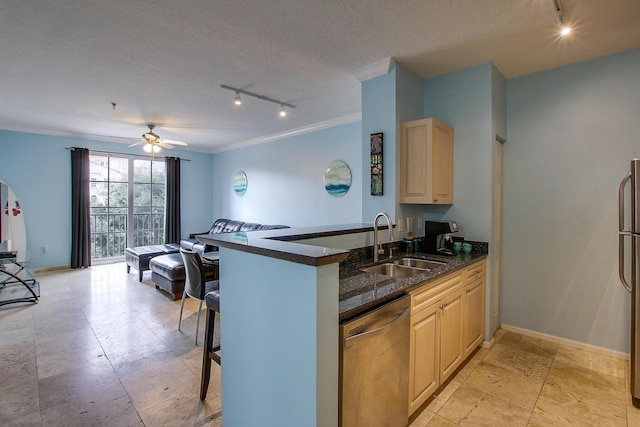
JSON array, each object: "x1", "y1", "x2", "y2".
[
  {"x1": 413, "y1": 237, "x2": 422, "y2": 253},
  {"x1": 402, "y1": 237, "x2": 413, "y2": 254}
]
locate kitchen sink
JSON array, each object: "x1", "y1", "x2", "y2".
[
  {"x1": 360, "y1": 263, "x2": 427, "y2": 278},
  {"x1": 394, "y1": 258, "x2": 447, "y2": 270}
]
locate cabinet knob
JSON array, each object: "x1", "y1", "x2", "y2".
[
  {"x1": 476, "y1": 269, "x2": 481, "y2": 273},
  {"x1": 434, "y1": 198, "x2": 438, "y2": 203},
  {"x1": 466, "y1": 288, "x2": 471, "y2": 293}
]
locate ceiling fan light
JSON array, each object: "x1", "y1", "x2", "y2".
[
  {"x1": 153, "y1": 144, "x2": 161, "y2": 153},
  {"x1": 234, "y1": 92, "x2": 242, "y2": 105},
  {"x1": 279, "y1": 106, "x2": 287, "y2": 117}
]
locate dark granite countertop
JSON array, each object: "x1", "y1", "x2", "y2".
[
  {"x1": 338, "y1": 252, "x2": 487, "y2": 322},
  {"x1": 196, "y1": 223, "x2": 486, "y2": 322},
  {"x1": 196, "y1": 223, "x2": 390, "y2": 266}
]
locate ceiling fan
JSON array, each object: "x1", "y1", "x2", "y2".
[{"x1": 129, "y1": 124, "x2": 188, "y2": 153}]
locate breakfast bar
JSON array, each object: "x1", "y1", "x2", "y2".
[{"x1": 197, "y1": 224, "x2": 487, "y2": 427}]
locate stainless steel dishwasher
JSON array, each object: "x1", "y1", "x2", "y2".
[{"x1": 339, "y1": 295, "x2": 410, "y2": 427}]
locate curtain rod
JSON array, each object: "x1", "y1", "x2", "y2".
[{"x1": 65, "y1": 147, "x2": 191, "y2": 161}]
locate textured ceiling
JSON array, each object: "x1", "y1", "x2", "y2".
[{"x1": 1, "y1": 0, "x2": 639, "y2": 153}]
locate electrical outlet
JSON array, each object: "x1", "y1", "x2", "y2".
[
  {"x1": 406, "y1": 217, "x2": 414, "y2": 233},
  {"x1": 397, "y1": 218, "x2": 404, "y2": 232},
  {"x1": 43, "y1": 245, "x2": 49, "y2": 253}
]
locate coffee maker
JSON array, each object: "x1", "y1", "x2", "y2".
[{"x1": 424, "y1": 220, "x2": 459, "y2": 255}]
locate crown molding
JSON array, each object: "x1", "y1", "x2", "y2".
[
  {"x1": 352, "y1": 57, "x2": 395, "y2": 82},
  {"x1": 1, "y1": 112, "x2": 364, "y2": 155},
  {"x1": 212, "y1": 112, "x2": 362, "y2": 154}
]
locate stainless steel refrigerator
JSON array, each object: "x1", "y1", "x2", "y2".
[{"x1": 619, "y1": 158, "x2": 640, "y2": 407}]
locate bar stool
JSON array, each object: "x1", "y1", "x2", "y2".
[
  {"x1": 200, "y1": 289, "x2": 221, "y2": 400},
  {"x1": 178, "y1": 248, "x2": 219, "y2": 345}
]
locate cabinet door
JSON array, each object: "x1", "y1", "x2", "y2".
[
  {"x1": 439, "y1": 289, "x2": 463, "y2": 381},
  {"x1": 432, "y1": 120, "x2": 454, "y2": 204},
  {"x1": 409, "y1": 303, "x2": 439, "y2": 415},
  {"x1": 463, "y1": 277, "x2": 486, "y2": 358},
  {"x1": 400, "y1": 120, "x2": 430, "y2": 203},
  {"x1": 400, "y1": 118, "x2": 454, "y2": 204}
]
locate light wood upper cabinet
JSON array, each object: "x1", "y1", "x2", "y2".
[{"x1": 400, "y1": 118, "x2": 454, "y2": 204}]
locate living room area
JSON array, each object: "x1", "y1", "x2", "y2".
[{"x1": 1, "y1": 262, "x2": 224, "y2": 425}]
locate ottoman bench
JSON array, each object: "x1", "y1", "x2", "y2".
[
  {"x1": 126, "y1": 244, "x2": 180, "y2": 282},
  {"x1": 150, "y1": 252, "x2": 219, "y2": 300}
]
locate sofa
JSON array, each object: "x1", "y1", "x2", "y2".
[{"x1": 150, "y1": 219, "x2": 289, "y2": 299}]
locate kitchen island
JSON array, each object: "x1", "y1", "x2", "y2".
[{"x1": 197, "y1": 224, "x2": 487, "y2": 427}]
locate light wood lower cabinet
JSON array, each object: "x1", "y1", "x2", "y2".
[
  {"x1": 462, "y1": 260, "x2": 486, "y2": 358},
  {"x1": 439, "y1": 288, "x2": 464, "y2": 380},
  {"x1": 408, "y1": 260, "x2": 486, "y2": 416},
  {"x1": 409, "y1": 302, "x2": 439, "y2": 413}
]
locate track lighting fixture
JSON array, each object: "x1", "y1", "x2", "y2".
[
  {"x1": 552, "y1": 0, "x2": 571, "y2": 36},
  {"x1": 221, "y1": 84, "x2": 296, "y2": 117}
]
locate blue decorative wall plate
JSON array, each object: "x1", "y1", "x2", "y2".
[
  {"x1": 323, "y1": 160, "x2": 351, "y2": 198},
  {"x1": 233, "y1": 170, "x2": 247, "y2": 196}
]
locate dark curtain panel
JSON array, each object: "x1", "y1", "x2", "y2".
[
  {"x1": 71, "y1": 147, "x2": 91, "y2": 268},
  {"x1": 165, "y1": 157, "x2": 181, "y2": 244}
]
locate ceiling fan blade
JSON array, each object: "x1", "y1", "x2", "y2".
[
  {"x1": 157, "y1": 142, "x2": 175, "y2": 149},
  {"x1": 128, "y1": 140, "x2": 144, "y2": 147},
  {"x1": 159, "y1": 138, "x2": 188, "y2": 146}
]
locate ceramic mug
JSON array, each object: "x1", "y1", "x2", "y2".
[
  {"x1": 453, "y1": 241, "x2": 462, "y2": 253},
  {"x1": 462, "y1": 242, "x2": 472, "y2": 254}
]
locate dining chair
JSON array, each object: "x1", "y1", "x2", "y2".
[{"x1": 178, "y1": 248, "x2": 219, "y2": 345}]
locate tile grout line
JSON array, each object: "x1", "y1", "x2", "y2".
[
  {"x1": 525, "y1": 341, "x2": 559, "y2": 427},
  {"x1": 81, "y1": 291, "x2": 148, "y2": 426}
]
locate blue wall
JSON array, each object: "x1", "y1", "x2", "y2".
[
  {"x1": 502, "y1": 48, "x2": 640, "y2": 353},
  {"x1": 212, "y1": 121, "x2": 362, "y2": 227},
  {"x1": 361, "y1": 67, "x2": 398, "y2": 221},
  {"x1": 423, "y1": 63, "x2": 494, "y2": 242},
  {"x1": 422, "y1": 62, "x2": 504, "y2": 339},
  {"x1": 0, "y1": 130, "x2": 214, "y2": 269}
]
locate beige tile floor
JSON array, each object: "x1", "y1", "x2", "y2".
[{"x1": 1, "y1": 262, "x2": 638, "y2": 426}]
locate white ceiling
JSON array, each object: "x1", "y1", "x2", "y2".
[{"x1": 1, "y1": 0, "x2": 639, "y2": 153}]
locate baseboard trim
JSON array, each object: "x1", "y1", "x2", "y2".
[
  {"x1": 481, "y1": 337, "x2": 495, "y2": 350},
  {"x1": 500, "y1": 323, "x2": 629, "y2": 361},
  {"x1": 35, "y1": 265, "x2": 71, "y2": 273}
]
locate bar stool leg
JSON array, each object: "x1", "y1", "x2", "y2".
[
  {"x1": 200, "y1": 307, "x2": 215, "y2": 400},
  {"x1": 178, "y1": 290, "x2": 187, "y2": 331},
  {"x1": 195, "y1": 299, "x2": 203, "y2": 345}
]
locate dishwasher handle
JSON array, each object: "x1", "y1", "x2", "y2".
[{"x1": 344, "y1": 307, "x2": 410, "y2": 348}]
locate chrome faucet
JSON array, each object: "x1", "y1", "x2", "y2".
[{"x1": 373, "y1": 212, "x2": 394, "y2": 262}]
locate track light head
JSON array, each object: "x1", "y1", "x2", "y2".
[
  {"x1": 553, "y1": 0, "x2": 571, "y2": 36},
  {"x1": 220, "y1": 85, "x2": 296, "y2": 117}
]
